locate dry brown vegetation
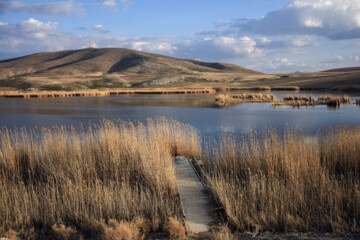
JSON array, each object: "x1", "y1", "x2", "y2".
[
  {"x1": 0, "y1": 88, "x2": 216, "y2": 98},
  {"x1": 215, "y1": 93, "x2": 354, "y2": 108},
  {"x1": 164, "y1": 217, "x2": 186, "y2": 239},
  {"x1": 204, "y1": 126, "x2": 360, "y2": 233},
  {"x1": 0, "y1": 118, "x2": 201, "y2": 238},
  {"x1": 215, "y1": 93, "x2": 276, "y2": 105},
  {"x1": 274, "y1": 95, "x2": 351, "y2": 108},
  {"x1": 210, "y1": 226, "x2": 235, "y2": 240},
  {"x1": 1, "y1": 117, "x2": 359, "y2": 238}
]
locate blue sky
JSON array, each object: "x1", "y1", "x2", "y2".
[{"x1": 1, "y1": 0, "x2": 360, "y2": 73}]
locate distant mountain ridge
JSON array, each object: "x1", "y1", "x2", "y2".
[{"x1": 0, "y1": 48, "x2": 258, "y2": 80}]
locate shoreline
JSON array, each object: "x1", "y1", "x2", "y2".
[
  {"x1": 0, "y1": 88, "x2": 216, "y2": 98},
  {"x1": 0, "y1": 85, "x2": 359, "y2": 99}
]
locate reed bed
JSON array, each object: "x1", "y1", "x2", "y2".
[
  {"x1": 0, "y1": 118, "x2": 201, "y2": 238},
  {"x1": 215, "y1": 93, "x2": 276, "y2": 105},
  {"x1": 216, "y1": 94, "x2": 353, "y2": 108},
  {"x1": 1, "y1": 117, "x2": 359, "y2": 237},
  {"x1": 271, "y1": 86, "x2": 300, "y2": 91},
  {"x1": 0, "y1": 88, "x2": 216, "y2": 98},
  {"x1": 203, "y1": 126, "x2": 360, "y2": 233},
  {"x1": 274, "y1": 95, "x2": 351, "y2": 108}
]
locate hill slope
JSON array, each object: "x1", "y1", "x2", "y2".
[
  {"x1": 2, "y1": 48, "x2": 358, "y2": 92},
  {"x1": 0, "y1": 48, "x2": 258, "y2": 80}
]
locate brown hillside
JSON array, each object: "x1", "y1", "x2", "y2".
[{"x1": 0, "y1": 48, "x2": 258, "y2": 80}]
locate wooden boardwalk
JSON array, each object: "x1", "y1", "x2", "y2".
[{"x1": 174, "y1": 156, "x2": 215, "y2": 233}]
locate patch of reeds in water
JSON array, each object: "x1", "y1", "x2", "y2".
[
  {"x1": 274, "y1": 95, "x2": 351, "y2": 108},
  {"x1": 204, "y1": 126, "x2": 360, "y2": 233},
  {"x1": 215, "y1": 93, "x2": 276, "y2": 105},
  {"x1": 0, "y1": 118, "x2": 201, "y2": 238}
]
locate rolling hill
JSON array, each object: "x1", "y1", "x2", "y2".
[
  {"x1": 0, "y1": 48, "x2": 359, "y2": 91},
  {"x1": 0, "y1": 48, "x2": 263, "y2": 90}
]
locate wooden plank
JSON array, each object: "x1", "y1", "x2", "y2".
[{"x1": 174, "y1": 156, "x2": 216, "y2": 233}]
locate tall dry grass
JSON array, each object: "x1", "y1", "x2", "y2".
[
  {"x1": 204, "y1": 126, "x2": 360, "y2": 233},
  {"x1": 0, "y1": 117, "x2": 201, "y2": 237},
  {"x1": 276, "y1": 95, "x2": 352, "y2": 108},
  {"x1": 215, "y1": 93, "x2": 276, "y2": 104},
  {"x1": 1, "y1": 117, "x2": 359, "y2": 236}
]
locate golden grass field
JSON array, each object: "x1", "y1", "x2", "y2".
[{"x1": 0, "y1": 118, "x2": 359, "y2": 239}]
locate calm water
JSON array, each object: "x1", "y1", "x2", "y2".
[{"x1": 0, "y1": 92, "x2": 359, "y2": 137}]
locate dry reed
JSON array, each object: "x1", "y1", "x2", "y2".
[
  {"x1": 1, "y1": 117, "x2": 359, "y2": 236},
  {"x1": 274, "y1": 95, "x2": 352, "y2": 108},
  {"x1": 0, "y1": 118, "x2": 201, "y2": 238},
  {"x1": 215, "y1": 93, "x2": 276, "y2": 105},
  {"x1": 164, "y1": 217, "x2": 186, "y2": 239},
  {"x1": 204, "y1": 126, "x2": 360, "y2": 233}
]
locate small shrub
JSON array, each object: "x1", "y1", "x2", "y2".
[
  {"x1": 343, "y1": 95, "x2": 351, "y2": 103},
  {"x1": 164, "y1": 217, "x2": 186, "y2": 239},
  {"x1": 1, "y1": 229, "x2": 18, "y2": 240},
  {"x1": 284, "y1": 95, "x2": 294, "y2": 101},
  {"x1": 211, "y1": 226, "x2": 235, "y2": 240},
  {"x1": 104, "y1": 220, "x2": 143, "y2": 240},
  {"x1": 49, "y1": 224, "x2": 82, "y2": 240}
]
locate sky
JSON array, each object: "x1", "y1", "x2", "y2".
[{"x1": 1, "y1": 0, "x2": 360, "y2": 73}]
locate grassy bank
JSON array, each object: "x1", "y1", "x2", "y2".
[
  {"x1": 204, "y1": 126, "x2": 360, "y2": 233},
  {"x1": 0, "y1": 118, "x2": 201, "y2": 239}
]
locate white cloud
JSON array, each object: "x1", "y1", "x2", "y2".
[
  {"x1": 330, "y1": 55, "x2": 344, "y2": 62},
  {"x1": 214, "y1": 19, "x2": 233, "y2": 27},
  {"x1": 228, "y1": 0, "x2": 360, "y2": 40},
  {"x1": 102, "y1": 0, "x2": 116, "y2": 7},
  {"x1": 175, "y1": 36, "x2": 263, "y2": 61},
  {"x1": 350, "y1": 56, "x2": 360, "y2": 61},
  {"x1": 93, "y1": 24, "x2": 109, "y2": 33},
  {"x1": 0, "y1": 0, "x2": 83, "y2": 16},
  {"x1": 130, "y1": 41, "x2": 176, "y2": 53},
  {"x1": 0, "y1": 18, "x2": 264, "y2": 64},
  {"x1": 120, "y1": 0, "x2": 134, "y2": 11},
  {"x1": 302, "y1": 19, "x2": 323, "y2": 28},
  {"x1": 245, "y1": 57, "x2": 334, "y2": 73},
  {"x1": 101, "y1": 0, "x2": 134, "y2": 11},
  {"x1": 276, "y1": 57, "x2": 294, "y2": 66},
  {"x1": 291, "y1": 39, "x2": 307, "y2": 47},
  {"x1": 0, "y1": 18, "x2": 176, "y2": 57}
]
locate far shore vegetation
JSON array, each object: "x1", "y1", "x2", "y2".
[
  {"x1": 216, "y1": 93, "x2": 354, "y2": 108},
  {"x1": 0, "y1": 118, "x2": 359, "y2": 239}
]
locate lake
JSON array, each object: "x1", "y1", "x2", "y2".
[{"x1": 0, "y1": 91, "x2": 359, "y2": 137}]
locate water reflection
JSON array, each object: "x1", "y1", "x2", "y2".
[{"x1": 0, "y1": 92, "x2": 359, "y2": 137}]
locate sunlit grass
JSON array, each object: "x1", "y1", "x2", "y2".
[
  {"x1": 0, "y1": 117, "x2": 201, "y2": 238},
  {"x1": 1, "y1": 118, "x2": 359, "y2": 237},
  {"x1": 203, "y1": 126, "x2": 360, "y2": 233}
]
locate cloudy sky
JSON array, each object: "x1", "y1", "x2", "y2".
[{"x1": 1, "y1": 0, "x2": 360, "y2": 73}]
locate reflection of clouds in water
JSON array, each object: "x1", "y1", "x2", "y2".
[{"x1": 0, "y1": 93, "x2": 359, "y2": 138}]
